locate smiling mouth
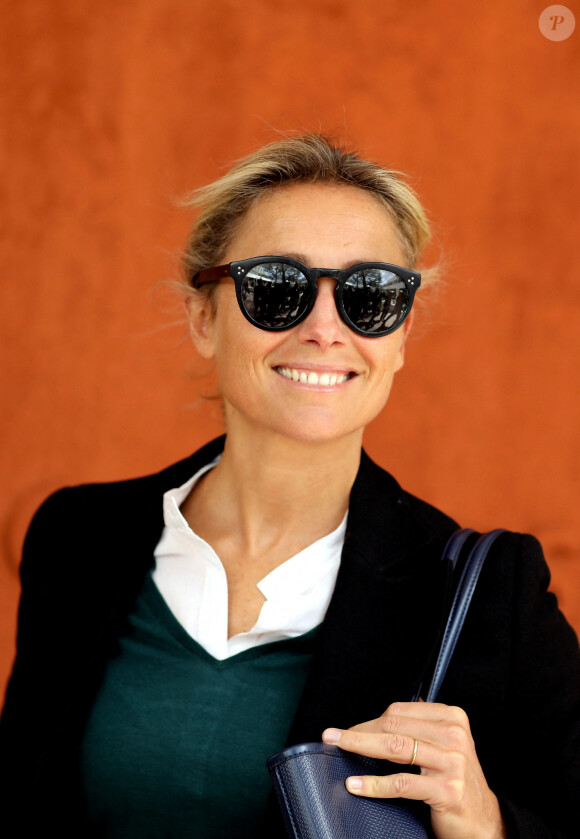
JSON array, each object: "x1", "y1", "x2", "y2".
[{"x1": 274, "y1": 366, "x2": 354, "y2": 387}]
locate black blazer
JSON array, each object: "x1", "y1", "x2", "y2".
[{"x1": 1, "y1": 436, "x2": 579, "y2": 838}]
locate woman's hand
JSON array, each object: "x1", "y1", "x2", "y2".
[{"x1": 322, "y1": 702, "x2": 507, "y2": 839}]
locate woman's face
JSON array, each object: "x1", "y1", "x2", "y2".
[{"x1": 191, "y1": 183, "x2": 413, "y2": 446}]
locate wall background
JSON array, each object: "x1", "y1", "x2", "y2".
[{"x1": 1, "y1": 0, "x2": 579, "y2": 695}]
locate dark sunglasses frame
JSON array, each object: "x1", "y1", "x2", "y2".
[{"x1": 192, "y1": 256, "x2": 421, "y2": 337}]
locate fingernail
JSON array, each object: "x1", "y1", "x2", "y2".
[
  {"x1": 346, "y1": 777, "x2": 363, "y2": 792},
  {"x1": 322, "y1": 728, "x2": 342, "y2": 743}
]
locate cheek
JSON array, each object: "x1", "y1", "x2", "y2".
[
  {"x1": 210, "y1": 311, "x2": 270, "y2": 393},
  {"x1": 209, "y1": 292, "x2": 246, "y2": 362},
  {"x1": 212, "y1": 328, "x2": 246, "y2": 385},
  {"x1": 363, "y1": 333, "x2": 406, "y2": 378}
]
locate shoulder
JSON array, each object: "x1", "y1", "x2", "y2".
[
  {"x1": 348, "y1": 452, "x2": 578, "y2": 638},
  {"x1": 471, "y1": 529, "x2": 578, "y2": 652},
  {"x1": 349, "y1": 450, "x2": 561, "y2": 580},
  {"x1": 442, "y1": 527, "x2": 580, "y2": 727},
  {"x1": 25, "y1": 436, "x2": 226, "y2": 528},
  {"x1": 20, "y1": 436, "x2": 227, "y2": 581},
  {"x1": 462, "y1": 528, "x2": 572, "y2": 637}
]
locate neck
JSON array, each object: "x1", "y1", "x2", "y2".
[{"x1": 185, "y1": 423, "x2": 363, "y2": 566}]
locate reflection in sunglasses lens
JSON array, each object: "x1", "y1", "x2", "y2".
[
  {"x1": 343, "y1": 270, "x2": 408, "y2": 334},
  {"x1": 242, "y1": 263, "x2": 310, "y2": 328}
]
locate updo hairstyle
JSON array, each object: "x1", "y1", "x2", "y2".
[{"x1": 181, "y1": 134, "x2": 435, "y2": 308}]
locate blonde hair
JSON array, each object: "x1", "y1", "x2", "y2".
[{"x1": 181, "y1": 134, "x2": 435, "y2": 302}]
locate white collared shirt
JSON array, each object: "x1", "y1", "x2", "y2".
[{"x1": 152, "y1": 458, "x2": 346, "y2": 660}]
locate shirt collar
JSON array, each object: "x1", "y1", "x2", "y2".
[{"x1": 162, "y1": 456, "x2": 221, "y2": 530}]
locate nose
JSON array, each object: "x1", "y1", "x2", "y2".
[{"x1": 295, "y1": 278, "x2": 346, "y2": 349}]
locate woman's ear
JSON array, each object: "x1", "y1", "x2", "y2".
[
  {"x1": 393, "y1": 309, "x2": 414, "y2": 372},
  {"x1": 187, "y1": 293, "x2": 216, "y2": 360}
]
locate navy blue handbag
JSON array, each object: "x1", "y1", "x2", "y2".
[{"x1": 267, "y1": 529, "x2": 505, "y2": 839}]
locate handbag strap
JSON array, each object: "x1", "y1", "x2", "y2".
[
  {"x1": 424, "y1": 528, "x2": 506, "y2": 703},
  {"x1": 440, "y1": 527, "x2": 475, "y2": 569}
]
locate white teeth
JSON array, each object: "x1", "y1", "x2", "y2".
[{"x1": 276, "y1": 367, "x2": 350, "y2": 387}]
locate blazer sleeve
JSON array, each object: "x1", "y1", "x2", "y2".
[
  {"x1": 0, "y1": 472, "x2": 163, "y2": 835},
  {"x1": 475, "y1": 533, "x2": 580, "y2": 839},
  {"x1": 0, "y1": 488, "x2": 82, "y2": 808}
]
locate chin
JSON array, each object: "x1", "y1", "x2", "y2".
[
  {"x1": 268, "y1": 415, "x2": 365, "y2": 447},
  {"x1": 284, "y1": 428, "x2": 351, "y2": 445}
]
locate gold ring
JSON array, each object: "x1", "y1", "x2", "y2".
[{"x1": 410, "y1": 738, "x2": 418, "y2": 766}]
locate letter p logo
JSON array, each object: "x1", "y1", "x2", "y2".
[{"x1": 539, "y1": 5, "x2": 576, "y2": 40}]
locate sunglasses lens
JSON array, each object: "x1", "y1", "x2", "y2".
[
  {"x1": 241, "y1": 262, "x2": 311, "y2": 329},
  {"x1": 342, "y1": 268, "x2": 410, "y2": 335}
]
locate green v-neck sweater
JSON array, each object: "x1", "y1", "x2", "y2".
[{"x1": 79, "y1": 573, "x2": 317, "y2": 838}]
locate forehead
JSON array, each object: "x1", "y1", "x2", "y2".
[{"x1": 224, "y1": 183, "x2": 404, "y2": 267}]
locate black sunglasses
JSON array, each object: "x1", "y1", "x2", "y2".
[{"x1": 192, "y1": 256, "x2": 421, "y2": 338}]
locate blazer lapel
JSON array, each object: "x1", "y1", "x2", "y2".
[
  {"x1": 288, "y1": 450, "x2": 457, "y2": 743},
  {"x1": 73, "y1": 437, "x2": 229, "y2": 692}
]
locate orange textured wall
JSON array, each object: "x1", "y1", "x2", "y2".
[{"x1": 1, "y1": 0, "x2": 579, "y2": 697}]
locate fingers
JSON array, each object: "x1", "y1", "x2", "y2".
[
  {"x1": 377, "y1": 701, "x2": 472, "y2": 727},
  {"x1": 323, "y1": 727, "x2": 451, "y2": 771},
  {"x1": 348, "y1": 702, "x2": 471, "y2": 739},
  {"x1": 344, "y1": 771, "x2": 443, "y2": 802},
  {"x1": 323, "y1": 702, "x2": 473, "y2": 768}
]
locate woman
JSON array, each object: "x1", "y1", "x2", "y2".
[{"x1": 1, "y1": 135, "x2": 579, "y2": 839}]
